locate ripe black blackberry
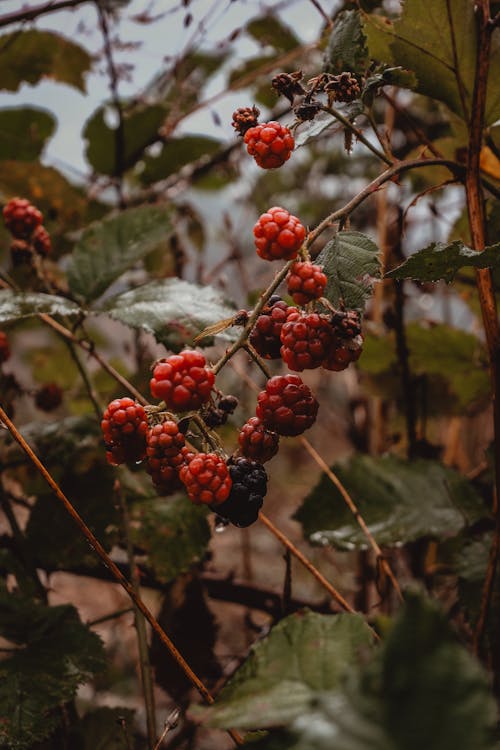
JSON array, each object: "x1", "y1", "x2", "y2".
[{"x1": 213, "y1": 457, "x2": 268, "y2": 528}]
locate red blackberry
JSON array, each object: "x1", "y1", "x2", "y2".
[
  {"x1": 35, "y1": 383, "x2": 63, "y2": 411},
  {"x1": 243, "y1": 121, "x2": 294, "y2": 169},
  {"x1": 146, "y1": 420, "x2": 189, "y2": 495},
  {"x1": 330, "y1": 309, "x2": 362, "y2": 339},
  {"x1": 256, "y1": 374, "x2": 319, "y2": 436},
  {"x1": 0, "y1": 331, "x2": 10, "y2": 364},
  {"x1": 150, "y1": 350, "x2": 215, "y2": 411},
  {"x1": 32, "y1": 225, "x2": 51, "y2": 257},
  {"x1": 180, "y1": 452, "x2": 232, "y2": 505},
  {"x1": 101, "y1": 397, "x2": 148, "y2": 466},
  {"x1": 238, "y1": 417, "x2": 279, "y2": 463},
  {"x1": 3, "y1": 197, "x2": 43, "y2": 239},
  {"x1": 249, "y1": 297, "x2": 297, "y2": 359},
  {"x1": 322, "y1": 334, "x2": 363, "y2": 371},
  {"x1": 280, "y1": 311, "x2": 334, "y2": 371},
  {"x1": 214, "y1": 457, "x2": 268, "y2": 527},
  {"x1": 253, "y1": 207, "x2": 305, "y2": 261},
  {"x1": 286, "y1": 261, "x2": 327, "y2": 305}
]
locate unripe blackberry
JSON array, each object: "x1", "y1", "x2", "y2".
[
  {"x1": 322, "y1": 334, "x2": 363, "y2": 371},
  {"x1": 249, "y1": 298, "x2": 297, "y2": 359},
  {"x1": 0, "y1": 331, "x2": 10, "y2": 364},
  {"x1": 243, "y1": 121, "x2": 294, "y2": 169},
  {"x1": 35, "y1": 383, "x2": 63, "y2": 411},
  {"x1": 238, "y1": 417, "x2": 279, "y2": 463},
  {"x1": 256, "y1": 374, "x2": 319, "y2": 436},
  {"x1": 32, "y1": 225, "x2": 51, "y2": 257},
  {"x1": 150, "y1": 350, "x2": 215, "y2": 411},
  {"x1": 330, "y1": 309, "x2": 362, "y2": 339},
  {"x1": 3, "y1": 197, "x2": 43, "y2": 238},
  {"x1": 214, "y1": 457, "x2": 268, "y2": 527},
  {"x1": 101, "y1": 397, "x2": 148, "y2": 466},
  {"x1": 180, "y1": 452, "x2": 232, "y2": 505},
  {"x1": 286, "y1": 261, "x2": 327, "y2": 305},
  {"x1": 219, "y1": 395, "x2": 238, "y2": 413},
  {"x1": 280, "y1": 311, "x2": 333, "y2": 371},
  {"x1": 146, "y1": 420, "x2": 189, "y2": 495},
  {"x1": 253, "y1": 207, "x2": 305, "y2": 261}
]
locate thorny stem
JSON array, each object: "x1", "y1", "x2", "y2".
[
  {"x1": 320, "y1": 105, "x2": 393, "y2": 166},
  {"x1": 0, "y1": 403, "x2": 243, "y2": 748},
  {"x1": 116, "y1": 481, "x2": 157, "y2": 748}
]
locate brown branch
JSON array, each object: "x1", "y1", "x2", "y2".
[
  {"x1": 0, "y1": 0, "x2": 90, "y2": 29},
  {"x1": 0, "y1": 404, "x2": 243, "y2": 747}
]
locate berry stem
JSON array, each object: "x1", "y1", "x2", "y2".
[
  {"x1": 320, "y1": 105, "x2": 393, "y2": 166},
  {"x1": 0, "y1": 401, "x2": 243, "y2": 746},
  {"x1": 243, "y1": 343, "x2": 272, "y2": 378}
]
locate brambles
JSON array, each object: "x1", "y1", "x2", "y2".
[
  {"x1": 0, "y1": 331, "x2": 10, "y2": 364},
  {"x1": 286, "y1": 261, "x2": 327, "y2": 305},
  {"x1": 150, "y1": 350, "x2": 215, "y2": 411},
  {"x1": 249, "y1": 297, "x2": 297, "y2": 359},
  {"x1": 238, "y1": 417, "x2": 279, "y2": 463},
  {"x1": 3, "y1": 197, "x2": 42, "y2": 238},
  {"x1": 253, "y1": 206, "x2": 305, "y2": 261},
  {"x1": 179, "y1": 452, "x2": 232, "y2": 505},
  {"x1": 101, "y1": 397, "x2": 148, "y2": 466},
  {"x1": 280, "y1": 311, "x2": 333, "y2": 372},
  {"x1": 256, "y1": 374, "x2": 319, "y2": 436},
  {"x1": 214, "y1": 457, "x2": 268, "y2": 527},
  {"x1": 243, "y1": 121, "x2": 295, "y2": 169},
  {"x1": 35, "y1": 383, "x2": 63, "y2": 411}
]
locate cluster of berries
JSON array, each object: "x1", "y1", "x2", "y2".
[
  {"x1": 100, "y1": 348, "x2": 321, "y2": 527},
  {"x1": 3, "y1": 197, "x2": 51, "y2": 264}
]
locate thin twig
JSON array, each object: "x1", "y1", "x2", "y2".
[
  {"x1": 153, "y1": 708, "x2": 181, "y2": 750},
  {"x1": 87, "y1": 607, "x2": 133, "y2": 627},
  {"x1": 320, "y1": 105, "x2": 393, "y2": 166},
  {"x1": 0, "y1": 403, "x2": 243, "y2": 748},
  {"x1": 63, "y1": 339, "x2": 103, "y2": 420},
  {"x1": 0, "y1": 0, "x2": 90, "y2": 29}
]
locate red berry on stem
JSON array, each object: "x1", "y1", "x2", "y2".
[
  {"x1": 32, "y1": 225, "x2": 51, "y2": 257},
  {"x1": 101, "y1": 397, "x2": 148, "y2": 466},
  {"x1": 238, "y1": 417, "x2": 279, "y2": 463},
  {"x1": 256, "y1": 374, "x2": 319, "y2": 436},
  {"x1": 280, "y1": 311, "x2": 333, "y2": 372},
  {"x1": 249, "y1": 298, "x2": 297, "y2": 359},
  {"x1": 286, "y1": 261, "x2": 327, "y2": 305},
  {"x1": 243, "y1": 121, "x2": 294, "y2": 169},
  {"x1": 322, "y1": 334, "x2": 364, "y2": 371},
  {"x1": 35, "y1": 383, "x2": 63, "y2": 411},
  {"x1": 253, "y1": 207, "x2": 305, "y2": 261},
  {"x1": 150, "y1": 350, "x2": 215, "y2": 411},
  {"x1": 3, "y1": 197, "x2": 43, "y2": 239},
  {"x1": 146, "y1": 420, "x2": 190, "y2": 495},
  {"x1": 0, "y1": 331, "x2": 10, "y2": 364},
  {"x1": 180, "y1": 452, "x2": 232, "y2": 505}
]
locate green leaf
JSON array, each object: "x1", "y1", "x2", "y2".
[
  {"x1": 362, "y1": 0, "x2": 500, "y2": 125},
  {"x1": 139, "y1": 134, "x2": 222, "y2": 185},
  {"x1": 324, "y1": 10, "x2": 369, "y2": 76},
  {"x1": 315, "y1": 231, "x2": 381, "y2": 312},
  {"x1": 67, "y1": 205, "x2": 173, "y2": 303},
  {"x1": 386, "y1": 240, "x2": 500, "y2": 282},
  {"x1": 0, "y1": 30, "x2": 92, "y2": 93},
  {"x1": 0, "y1": 590, "x2": 106, "y2": 750},
  {"x1": 83, "y1": 103, "x2": 167, "y2": 176},
  {"x1": 130, "y1": 495, "x2": 211, "y2": 583},
  {"x1": 268, "y1": 594, "x2": 497, "y2": 750},
  {"x1": 246, "y1": 15, "x2": 299, "y2": 53},
  {"x1": 198, "y1": 611, "x2": 374, "y2": 729},
  {"x1": 0, "y1": 107, "x2": 56, "y2": 161},
  {"x1": 0, "y1": 291, "x2": 81, "y2": 324},
  {"x1": 294, "y1": 455, "x2": 488, "y2": 551},
  {"x1": 100, "y1": 278, "x2": 236, "y2": 351}
]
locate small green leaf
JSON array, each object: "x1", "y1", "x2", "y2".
[
  {"x1": 315, "y1": 231, "x2": 381, "y2": 312},
  {"x1": 295, "y1": 455, "x2": 488, "y2": 551},
  {"x1": 130, "y1": 495, "x2": 211, "y2": 583},
  {"x1": 100, "y1": 278, "x2": 236, "y2": 350},
  {"x1": 0, "y1": 291, "x2": 81, "y2": 324},
  {"x1": 324, "y1": 10, "x2": 369, "y2": 76},
  {"x1": 246, "y1": 15, "x2": 299, "y2": 52},
  {"x1": 0, "y1": 107, "x2": 56, "y2": 161},
  {"x1": 67, "y1": 204, "x2": 173, "y2": 303},
  {"x1": 0, "y1": 30, "x2": 92, "y2": 93},
  {"x1": 83, "y1": 103, "x2": 167, "y2": 176},
  {"x1": 386, "y1": 240, "x2": 500, "y2": 282},
  {"x1": 0, "y1": 590, "x2": 106, "y2": 750},
  {"x1": 198, "y1": 611, "x2": 374, "y2": 729},
  {"x1": 139, "y1": 134, "x2": 222, "y2": 185}
]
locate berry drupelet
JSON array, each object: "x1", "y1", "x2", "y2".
[
  {"x1": 256, "y1": 374, "x2": 319, "y2": 436},
  {"x1": 101, "y1": 397, "x2": 148, "y2": 466},
  {"x1": 286, "y1": 261, "x2": 327, "y2": 305},
  {"x1": 238, "y1": 417, "x2": 279, "y2": 463},
  {"x1": 280, "y1": 311, "x2": 333, "y2": 371},
  {"x1": 146, "y1": 420, "x2": 191, "y2": 495},
  {"x1": 150, "y1": 350, "x2": 215, "y2": 411},
  {"x1": 180, "y1": 452, "x2": 232, "y2": 505},
  {"x1": 3, "y1": 197, "x2": 43, "y2": 239},
  {"x1": 249, "y1": 297, "x2": 297, "y2": 360},
  {"x1": 243, "y1": 121, "x2": 294, "y2": 169},
  {"x1": 253, "y1": 207, "x2": 305, "y2": 261}
]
